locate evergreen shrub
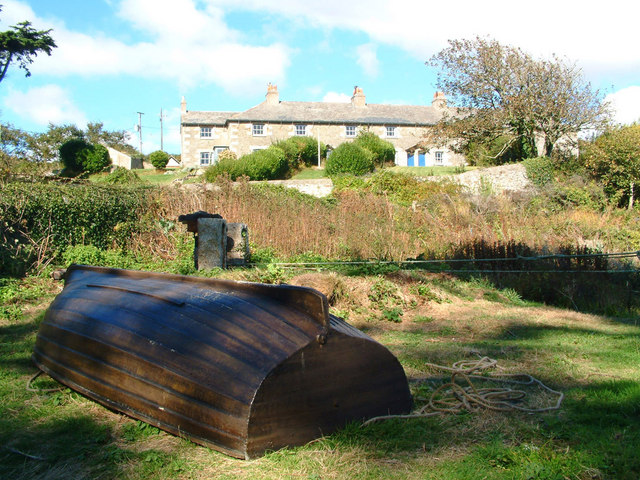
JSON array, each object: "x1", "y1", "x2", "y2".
[
  {"x1": 353, "y1": 131, "x2": 395, "y2": 166},
  {"x1": 59, "y1": 138, "x2": 91, "y2": 176},
  {"x1": 272, "y1": 136, "x2": 327, "y2": 169},
  {"x1": 148, "y1": 150, "x2": 169, "y2": 170},
  {"x1": 325, "y1": 142, "x2": 374, "y2": 176},
  {"x1": 82, "y1": 144, "x2": 111, "y2": 174}
]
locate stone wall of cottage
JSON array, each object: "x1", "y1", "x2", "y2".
[{"x1": 181, "y1": 122, "x2": 465, "y2": 169}]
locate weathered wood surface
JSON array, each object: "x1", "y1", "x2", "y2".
[{"x1": 32, "y1": 265, "x2": 411, "y2": 459}]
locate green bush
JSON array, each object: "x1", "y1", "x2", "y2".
[
  {"x1": 97, "y1": 166, "x2": 141, "y2": 185},
  {"x1": 245, "y1": 148, "x2": 289, "y2": 180},
  {"x1": 523, "y1": 157, "x2": 555, "y2": 187},
  {"x1": 82, "y1": 144, "x2": 111, "y2": 174},
  {"x1": 59, "y1": 139, "x2": 111, "y2": 176},
  {"x1": 325, "y1": 142, "x2": 374, "y2": 176},
  {"x1": 59, "y1": 138, "x2": 91, "y2": 176},
  {"x1": 353, "y1": 131, "x2": 395, "y2": 166},
  {"x1": 148, "y1": 150, "x2": 169, "y2": 170},
  {"x1": 205, "y1": 147, "x2": 289, "y2": 181},
  {"x1": 272, "y1": 136, "x2": 327, "y2": 169}
]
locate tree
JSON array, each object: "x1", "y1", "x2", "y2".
[
  {"x1": 85, "y1": 122, "x2": 136, "y2": 155},
  {"x1": 0, "y1": 5, "x2": 56, "y2": 83},
  {"x1": 427, "y1": 36, "x2": 611, "y2": 160},
  {"x1": 148, "y1": 150, "x2": 169, "y2": 169},
  {"x1": 30, "y1": 123, "x2": 84, "y2": 162},
  {"x1": 581, "y1": 124, "x2": 640, "y2": 209}
]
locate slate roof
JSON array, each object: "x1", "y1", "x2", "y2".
[{"x1": 181, "y1": 101, "x2": 445, "y2": 127}]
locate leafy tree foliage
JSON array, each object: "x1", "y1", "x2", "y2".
[
  {"x1": 148, "y1": 150, "x2": 169, "y2": 169},
  {"x1": 0, "y1": 5, "x2": 56, "y2": 83},
  {"x1": 30, "y1": 123, "x2": 84, "y2": 162},
  {"x1": 427, "y1": 36, "x2": 611, "y2": 161},
  {"x1": 85, "y1": 122, "x2": 135, "y2": 155},
  {"x1": 581, "y1": 124, "x2": 640, "y2": 209}
]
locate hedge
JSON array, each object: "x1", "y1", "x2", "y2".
[{"x1": 0, "y1": 181, "x2": 147, "y2": 275}]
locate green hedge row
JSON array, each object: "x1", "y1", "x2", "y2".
[{"x1": 0, "y1": 181, "x2": 148, "y2": 275}]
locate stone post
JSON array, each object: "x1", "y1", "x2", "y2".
[
  {"x1": 196, "y1": 218, "x2": 227, "y2": 270},
  {"x1": 226, "y1": 223, "x2": 250, "y2": 266}
]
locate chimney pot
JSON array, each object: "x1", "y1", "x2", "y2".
[
  {"x1": 351, "y1": 86, "x2": 366, "y2": 107},
  {"x1": 265, "y1": 83, "x2": 279, "y2": 105}
]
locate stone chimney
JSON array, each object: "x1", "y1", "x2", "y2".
[
  {"x1": 351, "y1": 86, "x2": 366, "y2": 107},
  {"x1": 265, "y1": 83, "x2": 279, "y2": 106},
  {"x1": 181, "y1": 96, "x2": 187, "y2": 114},
  {"x1": 431, "y1": 91, "x2": 447, "y2": 110}
]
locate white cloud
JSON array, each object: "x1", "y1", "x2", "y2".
[
  {"x1": 323, "y1": 91, "x2": 351, "y2": 103},
  {"x1": 356, "y1": 43, "x2": 379, "y2": 77},
  {"x1": 209, "y1": 0, "x2": 640, "y2": 76},
  {"x1": 1, "y1": 0, "x2": 291, "y2": 95},
  {"x1": 3, "y1": 84, "x2": 88, "y2": 127},
  {"x1": 606, "y1": 86, "x2": 640, "y2": 125}
]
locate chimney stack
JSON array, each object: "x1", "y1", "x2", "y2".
[
  {"x1": 351, "y1": 86, "x2": 366, "y2": 107},
  {"x1": 431, "y1": 91, "x2": 447, "y2": 110},
  {"x1": 265, "y1": 83, "x2": 279, "y2": 106},
  {"x1": 181, "y1": 96, "x2": 187, "y2": 114}
]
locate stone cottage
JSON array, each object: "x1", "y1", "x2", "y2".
[{"x1": 180, "y1": 85, "x2": 466, "y2": 169}]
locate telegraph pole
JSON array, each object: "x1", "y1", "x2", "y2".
[
  {"x1": 159, "y1": 108, "x2": 165, "y2": 152},
  {"x1": 136, "y1": 112, "x2": 144, "y2": 153}
]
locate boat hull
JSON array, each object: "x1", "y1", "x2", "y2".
[{"x1": 33, "y1": 265, "x2": 412, "y2": 458}]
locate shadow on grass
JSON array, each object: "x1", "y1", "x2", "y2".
[
  {"x1": 0, "y1": 319, "x2": 40, "y2": 374},
  {"x1": 0, "y1": 413, "x2": 130, "y2": 480}
]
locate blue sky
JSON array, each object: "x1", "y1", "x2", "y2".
[{"x1": 1, "y1": 0, "x2": 639, "y2": 155}]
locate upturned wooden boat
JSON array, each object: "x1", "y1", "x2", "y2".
[{"x1": 33, "y1": 265, "x2": 411, "y2": 459}]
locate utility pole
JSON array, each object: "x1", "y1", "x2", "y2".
[
  {"x1": 136, "y1": 112, "x2": 144, "y2": 153},
  {"x1": 159, "y1": 108, "x2": 165, "y2": 152},
  {"x1": 316, "y1": 125, "x2": 321, "y2": 167}
]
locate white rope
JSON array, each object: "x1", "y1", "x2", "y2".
[{"x1": 362, "y1": 356, "x2": 564, "y2": 426}]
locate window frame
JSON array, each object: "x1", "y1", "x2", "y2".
[
  {"x1": 199, "y1": 151, "x2": 212, "y2": 166},
  {"x1": 435, "y1": 151, "x2": 444, "y2": 164},
  {"x1": 200, "y1": 127, "x2": 212, "y2": 138},
  {"x1": 345, "y1": 125, "x2": 357, "y2": 137},
  {"x1": 385, "y1": 126, "x2": 397, "y2": 138},
  {"x1": 252, "y1": 123, "x2": 265, "y2": 136},
  {"x1": 294, "y1": 124, "x2": 307, "y2": 136}
]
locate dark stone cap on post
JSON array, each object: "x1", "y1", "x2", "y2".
[{"x1": 178, "y1": 211, "x2": 222, "y2": 233}]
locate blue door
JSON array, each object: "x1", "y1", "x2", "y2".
[
  {"x1": 418, "y1": 153, "x2": 426, "y2": 166},
  {"x1": 407, "y1": 155, "x2": 415, "y2": 167}
]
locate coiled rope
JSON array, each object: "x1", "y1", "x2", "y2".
[{"x1": 362, "y1": 356, "x2": 564, "y2": 426}]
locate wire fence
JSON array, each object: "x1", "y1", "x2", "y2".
[{"x1": 248, "y1": 250, "x2": 640, "y2": 275}]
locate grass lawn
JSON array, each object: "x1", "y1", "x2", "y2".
[
  {"x1": 389, "y1": 166, "x2": 477, "y2": 176},
  {"x1": 1, "y1": 271, "x2": 639, "y2": 479},
  {"x1": 291, "y1": 167, "x2": 327, "y2": 179}
]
